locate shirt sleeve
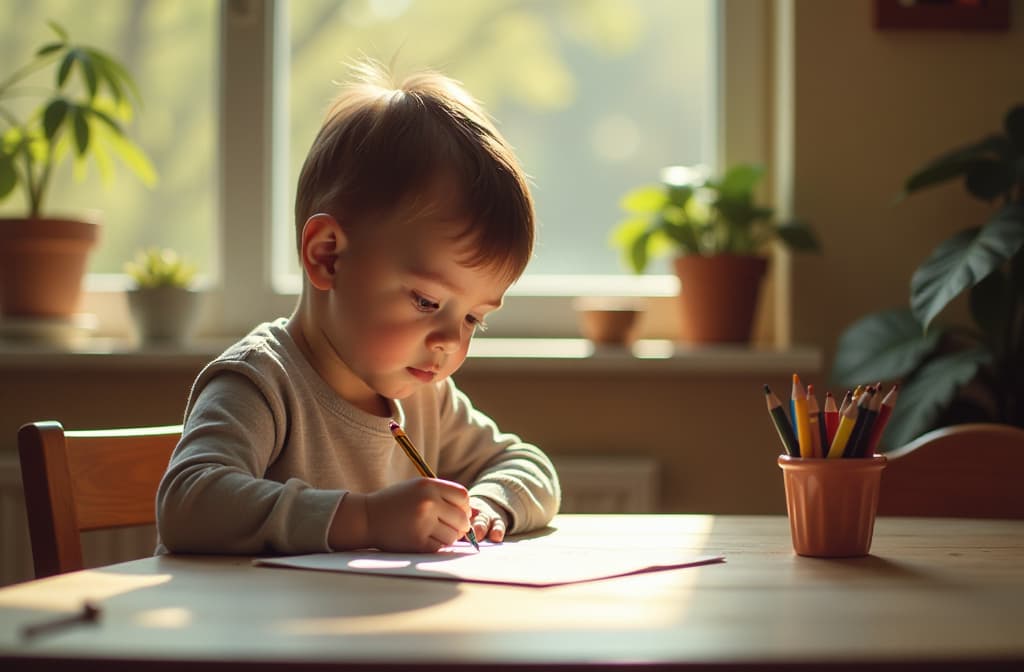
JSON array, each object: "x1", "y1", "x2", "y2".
[
  {"x1": 434, "y1": 380, "x2": 561, "y2": 533},
  {"x1": 155, "y1": 371, "x2": 344, "y2": 555}
]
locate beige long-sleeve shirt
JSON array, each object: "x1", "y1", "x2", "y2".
[{"x1": 156, "y1": 319, "x2": 560, "y2": 555}]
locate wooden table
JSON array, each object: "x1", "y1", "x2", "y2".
[{"x1": 1, "y1": 515, "x2": 1022, "y2": 671}]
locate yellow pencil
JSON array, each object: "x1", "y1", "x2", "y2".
[
  {"x1": 791, "y1": 374, "x2": 812, "y2": 458},
  {"x1": 388, "y1": 420, "x2": 480, "y2": 550},
  {"x1": 827, "y1": 400, "x2": 859, "y2": 458}
]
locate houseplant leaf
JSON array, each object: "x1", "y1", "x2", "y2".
[
  {"x1": 775, "y1": 220, "x2": 820, "y2": 251},
  {"x1": 901, "y1": 135, "x2": 1011, "y2": 197},
  {"x1": 831, "y1": 307, "x2": 942, "y2": 385},
  {"x1": 911, "y1": 204, "x2": 1024, "y2": 329},
  {"x1": 1005, "y1": 105, "x2": 1024, "y2": 153},
  {"x1": 968, "y1": 269, "x2": 1009, "y2": 352},
  {"x1": 965, "y1": 159, "x2": 1014, "y2": 201},
  {"x1": 0, "y1": 151, "x2": 16, "y2": 198},
  {"x1": 831, "y1": 308, "x2": 944, "y2": 387},
  {"x1": 879, "y1": 346, "x2": 991, "y2": 451}
]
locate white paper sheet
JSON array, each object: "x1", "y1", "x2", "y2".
[{"x1": 254, "y1": 537, "x2": 723, "y2": 587}]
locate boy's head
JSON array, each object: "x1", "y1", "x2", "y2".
[{"x1": 295, "y1": 60, "x2": 534, "y2": 284}]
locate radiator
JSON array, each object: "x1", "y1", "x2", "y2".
[{"x1": 0, "y1": 454, "x2": 658, "y2": 587}]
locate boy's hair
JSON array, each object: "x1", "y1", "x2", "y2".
[{"x1": 295, "y1": 60, "x2": 534, "y2": 281}]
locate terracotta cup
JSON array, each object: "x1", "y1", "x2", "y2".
[{"x1": 777, "y1": 455, "x2": 887, "y2": 557}]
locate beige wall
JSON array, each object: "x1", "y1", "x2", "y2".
[
  {"x1": 2, "y1": 1, "x2": 1022, "y2": 517},
  {"x1": 789, "y1": 0, "x2": 1024, "y2": 362}
]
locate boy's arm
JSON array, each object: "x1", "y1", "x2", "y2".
[
  {"x1": 434, "y1": 380, "x2": 561, "y2": 535},
  {"x1": 156, "y1": 372, "x2": 344, "y2": 555}
]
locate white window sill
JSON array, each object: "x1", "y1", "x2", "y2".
[{"x1": 0, "y1": 337, "x2": 821, "y2": 375}]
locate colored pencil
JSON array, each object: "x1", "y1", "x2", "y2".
[
  {"x1": 806, "y1": 384, "x2": 824, "y2": 458},
  {"x1": 388, "y1": 420, "x2": 480, "y2": 550},
  {"x1": 827, "y1": 398, "x2": 859, "y2": 458},
  {"x1": 764, "y1": 385, "x2": 799, "y2": 457},
  {"x1": 865, "y1": 384, "x2": 900, "y2": 454},
  {"x1": 791, "y1": 374, "x2": 813, "y2": 458},
  {"x1": 823, "y1": 391, "x2": 839, "y2": 445},
  {"x1": 842, "y1": 387, "x2": 876, "y2": 458}
]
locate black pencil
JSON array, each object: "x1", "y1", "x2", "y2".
[{"x1": 764, "y1": 385, "x2": 800, "y2": 457}]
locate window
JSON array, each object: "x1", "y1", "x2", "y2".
[
  {"x1": 11, "y1": 1, "x2": 776, "y2": 343},
  {"x1": 280, "y1": 0, "x2": 716, "y2": 284},
  {"x1": 0, "y1": 1, "x2": 218, "y2": 279}
]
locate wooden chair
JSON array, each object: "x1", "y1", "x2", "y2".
[
  {"x1": 877, "y1": 423, "x2": 1024, "y2": 519},
  {"x1": 17, "y1": 421, "x2": 181, "y2": 578}
]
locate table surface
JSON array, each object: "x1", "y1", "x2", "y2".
[{"x1": 1, "y1": 514, "x2": 1022, "y2": 671}]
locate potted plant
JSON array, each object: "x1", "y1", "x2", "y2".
[
  {"x1": 831, "y1": 104, "x2": 1024, "y2": 451},
  {"x1": 0, "y1": 20, "x2": 155, "y2": 321},
  {"x1": 612, "y1": 163, "x2": 819, "y2": 343},
  {"x1": 124, "y1": 247, "x2": 200, "y2": 346}
]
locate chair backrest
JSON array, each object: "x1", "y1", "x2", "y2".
[
  {"x1": 877, "y1": 423, "x2": 1024, "y2": 519},
  {"x1": 17, "y1": 421, "x2": 181, "y2": 578}
]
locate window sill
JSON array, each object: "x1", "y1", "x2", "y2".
[{"x1": 0, "y1": 337, "x2": 821, "y2": 375}]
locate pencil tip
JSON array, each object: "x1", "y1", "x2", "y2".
[
  {"x1": 763, "y1": 384, "x2": 771, "y2": 394},
  {"x1": 388, "y1": 420, "x2": 399, "y2": 432}
]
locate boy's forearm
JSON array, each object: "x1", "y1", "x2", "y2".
[{"x1": 327, "y1": 491, "x2": 370, "y2": 550}]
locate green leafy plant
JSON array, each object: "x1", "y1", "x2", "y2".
[
  {"x1": 0, "y1": 20, "x2": 156, "y2": 218},
  {"x1": 831, "y1": 104, "x2": 1024, "y2": 450},
  {"x1": 611, "y1": 163, "x2": 819, "y2": 273},
  {"x1": 124, "y1": 248, "x2": 197, "y2": 289}
]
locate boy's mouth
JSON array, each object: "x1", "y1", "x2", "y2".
[{"x1": 406, "y1": 367, "x2": 436, "y2": 383}]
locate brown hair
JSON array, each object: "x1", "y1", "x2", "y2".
[{"x1": 295, "y1": 60, "x2": 534, "y2": 281}]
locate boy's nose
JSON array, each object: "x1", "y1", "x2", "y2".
[{"x1": 426, "y1": 324, "x2": 461, "y2": 354}]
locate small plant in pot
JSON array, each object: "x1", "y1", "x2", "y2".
[
  {"x1": 611, "y1": 163, "x2": 819, "y2": 343},
  {"x1": 0, "y1": 20, "x2": 156, "y2": 321},
  {"x1": 831, "y1": 103, "x2": 1024, "y2": 451},
  {"x1": 124, "y1": 247, "x2": 200, "y2": 346}
]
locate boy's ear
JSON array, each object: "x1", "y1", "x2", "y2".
[{"x1": 299, "y1": 213, "x2": 348, "y2": 291}]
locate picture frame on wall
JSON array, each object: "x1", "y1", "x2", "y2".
[{"x1": 874, "y1": 0, "x2": 1011, "y2": 31}]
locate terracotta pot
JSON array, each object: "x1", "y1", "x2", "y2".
[
  {"x1": 0, "y1": 217, "x2": 100, "y2": 318},
  {"x1": 778, "y1": 455, "x2": 887, "y2": 557},
  {"x1": 672, "y1": 254, "x2": 768, "y2": 344}
]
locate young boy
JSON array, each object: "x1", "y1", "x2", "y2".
[{"x1": 156, "y1": 61, "x2": 560, "y2": 555}]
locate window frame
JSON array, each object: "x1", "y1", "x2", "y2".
[{"x1": 82, "y1": 0, "x2": 786, "y2": 344}]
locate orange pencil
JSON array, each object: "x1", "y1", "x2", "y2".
[{"x1": 865, "y1": 384, "x2": 899, "y2": 453}]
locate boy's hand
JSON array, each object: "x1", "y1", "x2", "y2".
[
  {"x1": 470, "y1": 496, "x2": 510, "y2": 543},
  {"x1": 365, "y1": 478, "x2": 472, "y2": 552}
]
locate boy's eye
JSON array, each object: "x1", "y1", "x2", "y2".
[
  {"x1": 412, "y1": 292, "x2": 439, "y2": 312},
  {"x1": 466, "y1": 315, "x2": 489, "y2": 333}
]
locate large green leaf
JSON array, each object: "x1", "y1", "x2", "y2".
[
  {"x1": 901, "y1": 135, "x2": 1010, "y2": 197},
  {"x1": 831, "y1": 308, "x2": 943, "y2": 387},
  {"x1": 879, "y1": 346, "x2": 991, "y2": 451},
  {"x1": 911, "y1": 204, "x2": 1024, "y2": 328},
  {"x1": 965, "y1": 159, "x2": 1014, "y2": 201},
  {"x1": 1005, "y1": 105, "x2": 1024, "y2": 153},
  {"x1": 968, "y1": 269, "x2": 1009, "y2": 352},
  {"x1": 775, "y1": 220, "x2": 820, "y2": 252},
  {"x1": 0, "y1": 152, "x2": 16, "y2": 199},
  {"x1": 620, "y1": 186, "x2": 665, "y2": 214}
]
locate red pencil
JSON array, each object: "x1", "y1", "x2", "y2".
[
  {"x1": 866, "y1": 384, "x2": 899, "y2": 453},
  {"x1": 823, "y1": 391, "x2": 839, "y2": 445}
]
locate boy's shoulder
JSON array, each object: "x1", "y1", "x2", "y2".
[{"x1": 195, "y1": 318, "x2": 305, "y2": 392}]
